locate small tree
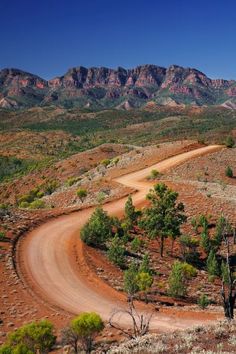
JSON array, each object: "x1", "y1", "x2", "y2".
[
  {"x1": 107, "y1": 235, "x2": 125, "y2": 268},
  {"x1": 136, "y1": 272, "x2": 153, "y2": 303},
  {"x1": 168, "y1": 261, "x2": 187, "y2": 298},
  {"x1": 3, "y1": 320, "x2": 55, "y2": 354},
  {"x1": 124, "y1": 262, "x2": 139, "y2": 304},
  {"x1": 198, "y1": 294, "x2": 210, "y2": 309},
  {"x1": 141, "y1": 183, "x2": 186, "y2": 257},
  {"x1": 225, "y1": 166, "x2": 233, "y2": 178},
  {"x1": 179, "y1": 234, "x2": 199, "y2": 263},
  {"x1": 131, "y1": 237, "x2": 143, "y2": 253},
  {"x1": 124, "y1": 195, "x2": 139, "y2": 227},
  {"x1": 77, "y1": 188, "x2": 88, "y2": 202},
  {"x1": 206, "y1": 250, "x2": 219, "y2": 277},
  {"x1": 71, "y1": 313, "x2": 104, "y2": 353},
  {"x1": 139, "y1": 253, "x2": 152, "y2": 275},
  {"x1": 80, "y1": 207, "x2": 113, "y2": 247},
  {"x1": 200, "y1": 230, "x2": 211, "y2": 255}
]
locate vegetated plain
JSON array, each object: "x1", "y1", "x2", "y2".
[{"x1": 1, "y1": 104, "x2": 236, "y2": 353}]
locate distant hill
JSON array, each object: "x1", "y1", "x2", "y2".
[{"x1": 1, "y1": 65, "x2": 236, "y2": 109}]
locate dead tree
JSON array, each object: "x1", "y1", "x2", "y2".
[
  {"x1": 109, "y1": 301, "x2": 153, "y2": 339},
  {"x1": 221, "y1": 222, "x2": 236, "y2": 320}
]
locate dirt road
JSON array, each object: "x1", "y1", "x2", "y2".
[{"x1": 19, "y1": 145, "x2": 223, "y2": 331}]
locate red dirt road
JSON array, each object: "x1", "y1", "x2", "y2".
[{"x1": 18, "y1": 145, "x2": 223, "y2": 332}]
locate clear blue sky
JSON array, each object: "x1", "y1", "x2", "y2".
[{"x1": 1, "y1": 0, "x2": 236, "y2": 80}]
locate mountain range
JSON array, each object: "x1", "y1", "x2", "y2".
[{"x1": 1, "y1": 64, "x2": 236, "y2": 109}]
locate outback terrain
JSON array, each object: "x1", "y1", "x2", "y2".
[{"x1": 1, "y1": 100, "x2": 236, "y2": 353}]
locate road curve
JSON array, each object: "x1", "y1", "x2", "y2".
[{"x1": 19, "y1": 145, "x2": 223, "y2": 331}]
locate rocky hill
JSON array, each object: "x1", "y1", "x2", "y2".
[{"x1": 1, "y1": 65, "x2": 236, "y2": 109}]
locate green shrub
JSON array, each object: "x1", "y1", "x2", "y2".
[
  {"x1": 29, "y1": 199, "x2": 46, "y2": 209},
  {"x1": 225, "y1": 136, "x2": 234, "y2": 148},
  {"x1": 66, "y1": 177, "x2": 80, "y2": 187},
  {"x1": 76, "y1": 188, "x2": 88, "y2": 202},
  {"x1": 43, "y1": 180, "x2": 59, "y2": 195},
  {"x1": 131, "y1": 237, "x2": 143, "y2": 252},
  {"x1": 181, "y1": 262, "x2": 197, "y2": 278},
  {"x1": 0, "y1": 232, "x2": 5, "y2": 241},
  {"x1": 147, "y1": 169, "x2": 161, "y2": 180},
  {"x1": 225, "y1": 166, "x2": 233, "y2": 178},
  {"x1": 168, "y1": 261, "x2": 187, "y2": 298},
  {"x1": 80, "y1": 207, "x2": 113, "y2": 247},
  {"x1": 36, "y1": 191, "x2": 44, "y2": 198},
  {"x1": 107, "y1": 235, "x2": 125, "y2": 268},
  {"x1": 139, "y1": 253, "x2": 152, "y2": 275},
  {"x1": 101, "y1": 159, "x2": 110, "y2": 167},
  {"x1": 19, "y1": 201, "x2": 30, "y2": 209},
  {"x1": 198, "y1": 294, "x2": 210, "y2": 309},
  {"x1": 124, "y1": 262, "x2": 139, "y2": 297},
  {"x1": 136, "y1": 271, "x2": 153, "y2": 302},
  {"x1": 71, "y1": 312, "x2": 104, "y2": 353},
  {"x1": 1, "y1": 320, "x2": 56, "y2": 354}
]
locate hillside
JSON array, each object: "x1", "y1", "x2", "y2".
[{"x1": 1, "y1": 65, "x2": 236, "y2": 109}]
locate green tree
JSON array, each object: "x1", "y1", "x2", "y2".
[
  {"x1": 141, "y1": 183, "x2": 186, "y2": 257},
  {"x1": 124, "y1": 195, "x2": 139, "y2": 226},
  {"x1": 124, "y1": 262, "x2": 139, "y2": 302},
  {"x1": 168, "y1": 261, "x2": 187, "y2": 298},
  {"x1": 107, "y1": 235, "x2": 125, "y2": 268},
  {"x1": 206, "y1": 250, "x2": 219, "y2": 277},
  {"x1": 139, "y1": 253, "x2": 152, "y2": 275},
  {"x1": 71, "y1": 313, "x2": 104, "y2": 353},
  {"x1": 131, "y1": 237, "x2": 143, "y2": 253},
  {"x1": 136, "y1": 272, "x2": 153, "y2": 303},
  {"x1": 76, "y1": 188, "x2": 88, "y2": 202},
  {"x1": 80, "y1": 207, "x2": 113, "y2": 247},
  {"x1": 1, "y1": 320, "x2": 55, "y2": 354},
  {"x1": 200, "y1": 230, "x2": 211, "y2": 255}
]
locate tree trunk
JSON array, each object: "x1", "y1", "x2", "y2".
[{"x1": 223, "y1": 294, "x2": 236, "y2": 320}]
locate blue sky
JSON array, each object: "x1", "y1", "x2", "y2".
[{"x1": 0, "y1": 0, "x2": 236, "y2": 79}]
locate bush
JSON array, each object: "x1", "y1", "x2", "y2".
[
  {"x1": 136, "y1": 272, "x2": 153, "y2": 302},
  {"x1": 131, "y1": 237, "x2": 143, "y2": 252},
  {"x1": 1, "y1": 320, "x2": 56, "y2": 354},
  {"x1": 181, "y1": 262, "x2": 197, "y2": 278},
  {"x1": 101, "y1": 159, "x2": 110, "y2": 167},
  {"x1": 76, "y1": 188, "x2": 88, "y2": 202},
  {"x1": 0, "y1": 232, "x2": 5, "y2": 241},
  {"x1": 107, "y1": 235, "x2": 125, "y2": 268},
  {"x1": 225, "y1": 166, "x2": 233, "y2": 178},
  {"x1": 198, "y1": 294, "x2": 210, "y2": 309},
  {"x1": 124, "y1": 262, "x2": 139, "y2": 297},
  {"x1": 29, "y1": 199, "x2": 46, "y2": 209},
  {"x1": 139, "y1": 253, "x2": 152, "y2": 275},
  {"x1": 168, "y1": 261, "x2": 187, "y2": 298},
  {"x1": 19, "y1": 201, "x2": 30, "y2": 209},
  {"x1": 43, "y1": 180, "x2": 59, "y2": 195},
  {"x1": 66, "y1": 176, "x2": 80, "y2": 187},
  {"x1": 71, "y1": 312, "x2": 104, "y2": 353},
  {"x1": 80, "y1": 207, "x2": 113, "y2": 247},
  {"x1": 225, "y1": 136, "x2": 234, "y2": 148},
  {"x1": 147, "y1": 169, "x2": 161, "y2": 180}
]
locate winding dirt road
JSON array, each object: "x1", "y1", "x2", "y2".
[{"x1": 19, "y1": 145, "x2": 223, "y2": 332}]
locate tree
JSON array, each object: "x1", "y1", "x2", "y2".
[
  {"x1": 124, "y1": 195, "x2": 139, "y2": 227},
  {"x1": 70, "y1": 313, "x2": 104, "y2": 354},
  {"x1": 225, "y1": 166, "x2": 233, "y2": 178},
  {"x1": 80, "y1": 207, "x2": 113, "y2": 247},
  {"x1": 76, "y1": 188, "x2": 88, "y2": 202},
  {"x1": 1, "y1": 320, "x2": 55, "y2": 354},
  {"x1": 198, "y1": 294, "x2": 210, "y2": 309},
  {"x1": 139, "y1": 253, "x2": 152, "y2": 275},
  {"x1": 168, "y1": 261, "x2": 187, "y2": 298},
  {"x1": 107, "y1": 235, "x2": 125, "y2": 268},
  {"x1": 206, "y1": 250, "x2": 219, "y2": 277},
  {"x1": 141, "y1": 183, "x2": 186, "y2": 257},
  {"x1": 124, "y1": 262, "x2": 139, "y2": 303},
  {"x1": 200, "y1": 230, "x2": 211, "y2": 256},
  {"x1": 61, "y1": 326, "x2": 80, "y2": 354},
  {"x1": 136, "y1": 272, "x2": 153, "y2": 303},
  {"x1": 179, "y1": 234, "x2": 199, "y2": 263}
]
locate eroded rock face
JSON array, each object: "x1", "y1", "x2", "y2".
[{"x1": 1, "y1": 65, "x2": 236, "y2": 108}]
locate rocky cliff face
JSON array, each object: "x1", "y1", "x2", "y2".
[{"x1": 0, "y1": 65, "x2": 235, "y2": 109}]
